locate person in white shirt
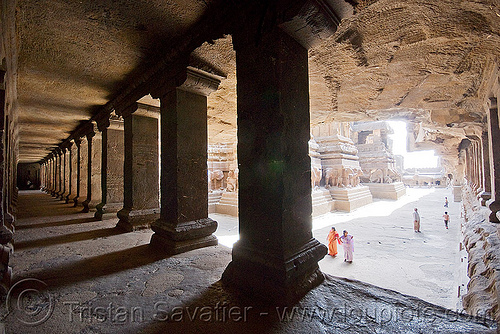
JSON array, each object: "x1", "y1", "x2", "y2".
[{"x1": 413, "y1": 208, "x2": 421, "y2": 232}]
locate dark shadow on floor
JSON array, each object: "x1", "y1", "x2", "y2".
[
  {"x1": 14, "y1": 227, "x2": 126, "y2": 250},
  {"x1": 15, "y1": 244, "x2": 171, "y2": 289},
  {"x1": 16, "y1": 216, "x2": 97, "y2": 230},
  {"x1": 137, "y1": 280, "x2": 281, "y2": 334}
]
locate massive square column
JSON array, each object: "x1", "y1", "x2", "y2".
[
  {"x1": 53, "y1": 148, "x2": 62, "y2": 197},
  {"x1": 116, "y1": 103, "x2": 160, "y2": 231},
  {"x1": 64, "y1": 143, "x2": 72, "y2": 203},
  {"x1": 487, "y1": 97, "x2": 500, "y2": 222},
  {"x1": 95, "y1": 113, "x2": 124, "y2": 220},
  {"x1": 68, "y1": 139, "x2": 78, "y2": 205},
  {"x1": 78, "y1": 136, "x2": 88, "y2": 209},
  {"x1": 82, "y1": 123, "x2": 101, "y2": 212},
  {"x1": 149, "y1": 67, "x2": 221, "y2": 254},
  {"x1": 221, "y1": 26, "x2": 327, "y2": 304},
  {"x1": 59, "y1": 146, "x2": 68, "y2": 200},
  {"x1": 480, "y1": 130, "x2": 491, "y2": 206}
]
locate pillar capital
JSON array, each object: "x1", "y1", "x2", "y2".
[
  {"x1": 114, "y1": 102, "x2": 138, "y2": 119},
  {"x1": 96, "y1": 112, "x2": 111, "y2": 132},
  {"x1": 96, "y1": 112, "x2": 124, "y2": 132},
  {"x1": 150, "y1": 66, "x2": 223, "y2": 99},
  {"x1": 84, "y1": 121, "x2": 98, "y2": 140},
  {"x1": 177, "y1": 66, "x2": 223, "y2": 97}
]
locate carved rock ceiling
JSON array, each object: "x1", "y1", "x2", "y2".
[{"x1": 15, "y1": 0, "x2": 500, "y2": 163}]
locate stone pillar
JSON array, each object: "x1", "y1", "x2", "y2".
[
  {"x1": 53, "y1": 149, "x2": 62, "y2": 197},
  {"x1": 53, "y1": 154, "x2": 57, "y2": 196},
  {"x1": 480, "y1": 130, "x2": 491, "y2": 206},
  {"x1": 59, "y1": 147, "x2": 67, "y2": 200},
  {"x1": 473, "y1": 138, "x2": 482, "y2": 194},
  {"x1": 82, "y1": 123, "x2": 102, "y2": 212},
  {"x1": 45, "y1": 158, "x2": 52, "y2": 194},
  {"x1": 45, "y1": 157, "x2": 51, "y2": 193},
  {"x1": 71, "y1": 139, "x2": 80, "y2": 206},
  {"x1": 40, "y1": 162, "x2": 45, "y2": 191},
  {"x1": 79, "y1": 136, "x2": 88, "y2": 209},
  {"x1": 65, "y1": 142, "x2": 73, "y2": 203},
  {"x1": 50, "y1": 152, "x2": 56, "y2": 196},
  {"x1": 116, "y1": 103, "x2": 160, "y2": 231},
  {"x1": 0, "y1": 69, "x2": 12, "y2": 291},
  {"x1": 221, "y1": 26, "x2": 327, "y2": 304},
  {"x1": 487, "y1": 97, "x2": 500, "y2": 222},
  {"x1": 149, "y1": 67, "x2": 220, "y2": 253},
  {"x1": 473, "y1": 140, "x2": 480, "y2": 192},
  {"x1": 95, "y1": 114, "x2": 124, "y2": 220}
]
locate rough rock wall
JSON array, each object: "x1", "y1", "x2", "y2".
[{"x1": 462, "y1": 184, "x2": 500, "y2": 323}]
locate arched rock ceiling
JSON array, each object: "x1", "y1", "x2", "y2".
[{"x1": 15, "y1": 0, "x2": 500, "y2": 164}]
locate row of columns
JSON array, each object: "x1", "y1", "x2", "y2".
[
  {"x1": 39, "y1": 24, "x2": 327, "y2": 303},
  {"x1": 460, "y1": 95, "x2": 500, "y2": 223}
]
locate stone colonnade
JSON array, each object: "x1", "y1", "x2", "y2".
[{"x1": 38, "y1": 22, "x2": 329, "y2": 304}]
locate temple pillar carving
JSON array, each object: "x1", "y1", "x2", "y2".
[
  {"x1": 59, "y1": 146, "x2": 68, "y2": 200},
  {"x1": 69, "y1": 139, "x2": 79, "y2": 205},
  {"x1": 149, "y1": 67, "x2": 220, "y2": 253},
  {"x1": 82, "y1": 123, "x2": 101, "y2": 212},
  {"x1": 116, "y1": 103, "x2": 160, "y2": 231},
  {"x1": 480, "y1": 130, "x2": 491, "y2": 206},
  {"x1": 53, "y1": 148, "x2": 62, "y2": 197},
  {"x1": 64, "y1": 142, "x2": 73, "y2": 203},
  {"x1": 95, "y1": 113, "x2": 124, "y2": 220},
  {"x1": 487, "y1": 97, "x2": 500, "y2": 222},
  {"x1": 78, "y1": 136, "x2": 88, "y2": 209},
  {"x1": 221, "y1": 25, "x2": 327, "y2": 304}
]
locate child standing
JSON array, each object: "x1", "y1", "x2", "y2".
[{"x1": 443, "y1": 211, "x2": 450, "y2": 229}]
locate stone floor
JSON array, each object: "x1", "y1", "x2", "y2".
[
  {"x1": 214, "y1": 187, "x2": 467, "y2": 310},
  {"x1": 1, "y1": 190, "x2": 497, "y2": 333}
]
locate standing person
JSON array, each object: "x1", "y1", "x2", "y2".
[
  {"x1": 444, "y1": 197, "x2": 449, "y2": 208},
  {"x1": 443, "y1": 211, "x2": 450, "y2": 229},
  {"x1": 340, "y1": 230, "x2": 354, "y2": 263},
  {"x1": 327, "y1": 227, "x2": 341, "y2": 257},
  {"x1": 413, "y1": 208, "x2": 421, "y2": 232}
]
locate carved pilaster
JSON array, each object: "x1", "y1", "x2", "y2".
[
  {"x1": 95, "y1": 112, "x2": 125, "y2": 220},
  {"x1": 116, "y1": 103, "x2": 160, "y2": 230},
  {"x1": 149, "y1": 66, "x2": 222, "y2": 254}
]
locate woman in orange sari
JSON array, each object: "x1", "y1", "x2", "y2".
[{"x1": 327, "y1": 227, "x2": 341, "y2": 257}]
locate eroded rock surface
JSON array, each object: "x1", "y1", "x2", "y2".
[{"x1": 462, "y1": 185, "x2": 500, "y2": 323}]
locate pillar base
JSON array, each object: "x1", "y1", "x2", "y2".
[
  {"x1": 0, "y1": 225, "x2": 13, "y2": 245},
  {"x1": 149, "y1": 218, "x2": 218, "y2": 254},
  {"x1": 72, "y1": 196, "x2": 79, "y2": 207},
  {"x1": 95, "y1": 202, "x2": 123, "y2": 220},
  {"x1": 480, "y1": 191, "x2": 491, "y2": 207},
  {"x1": 487, "y1": 199, "x2": 500, "y2": 223},
  {"x1": 65, "y1": 194, "x2": 73, "y2": 204},
  {"x1": 222, "y1": 238, "x2": 327, "y2": 305},
  {"x1": 150, "y1": 234, "x2": 218, "y2": 255},
  {"x1": 116, "y1": 208, "x2": 160, "y2": 231},
  {"x1": 4, "y1": 213, "x2": 14, "y2": 231},
  {"x1": 82, "y1": 199, "x2": 100, "y2": 213}
]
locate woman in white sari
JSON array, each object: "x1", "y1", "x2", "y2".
[{"x1": 340, "y1": 230, "x2": 354, "y2": 263}]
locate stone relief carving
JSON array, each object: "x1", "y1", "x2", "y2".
[
  {"x1": 311, "y1": 166, "x2": 322, "y2": 189},
  {"x1": 208, "y1": 170, "x2": 224, "y2": 192},
  {"x1": 226, "y1": 169, "x2": 238, "y2": 192}
]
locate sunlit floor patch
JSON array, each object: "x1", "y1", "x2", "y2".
[{"x1": 312, "y1": 187, "x2": 435, "y2": 231}]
